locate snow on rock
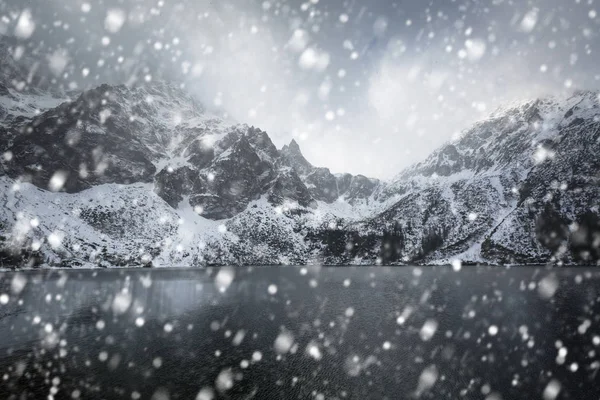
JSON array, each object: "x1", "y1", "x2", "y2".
[{"x1": 0, "y1": 80, "x2": 599, "y2": 267}]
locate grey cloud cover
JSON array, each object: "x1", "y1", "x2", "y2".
[{"x1": 2, "y1": 0, "x2": 599, "y2": 178}]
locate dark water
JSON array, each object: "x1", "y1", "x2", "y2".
[{"x1": 0, "y1": 266, "x2": 599, "y2": 400}]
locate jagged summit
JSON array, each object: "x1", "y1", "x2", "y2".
[
  {"x1": 385, "y1": 89, "x2": 600, "y2": 188},
  {"x1": 287, "y1": 138, "x2": 300, "y2": 149},
  {"x1": 0, "y1": 81, "x2": 377, "y2": 221},
  {"x1": 367, "y1": 89, "x2": 600, "y2": 264},
  {"x1": 280, "y1": 138, "x2": 313, "y2": 177},
  {"x1": 279, "y1": 137, "x2": 379, "y2": 203},
  {"x1": 1, "y1": 80, "x2": 599, "y2": 267}
]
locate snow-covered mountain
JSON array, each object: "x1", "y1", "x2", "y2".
[
  {"x1": 0, "y1": 55, "x2": 599, "y2": 267},
  {"x1": 0, "y1": 78, "x2": 382, "y2": 267},
  {"x1": 358, "y1": 92, "x2": 600, "y2": 265}
]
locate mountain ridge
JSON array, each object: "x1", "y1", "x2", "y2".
[{"x1": 0, "y1": 77, "x2": 599, "y2": 267}]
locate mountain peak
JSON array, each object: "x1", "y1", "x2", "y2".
[
  {"x1": 280, "y1": 138, "x2": 312, "y2": 175},
  {"x1": 282, "y1": 138, "x2": 302, "y2": 154},
  {"x1": 2, "y1": 77, "x2": 598, "y2": 267}
]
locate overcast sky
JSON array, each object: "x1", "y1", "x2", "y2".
[{"x1": 2, "y1": 0, "x2": 600, "y2": 178}]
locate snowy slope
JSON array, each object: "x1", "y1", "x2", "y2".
[
  {"x1": 0, "y1": 175, "x2": 328, "y2": 267},
  {"x1": 351, "y1": 91, "x2": 600, "y2": 265},
  {"x1": 0, "y1": 81, "x2": 599, "y2": 267},
  {"x1": 0, "y1": 81, "x2": 378, "y2": 267}
]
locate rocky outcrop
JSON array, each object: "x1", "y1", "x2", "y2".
[
  {"x1": 0, "y1": 78, "x2": 599, "y2": 267},
  {"x1": 363, "y1": 92, "x2": 600, "y2": 265},
  {"x1": 280, "y1": 139, "x2": 380, "y2": 203}
]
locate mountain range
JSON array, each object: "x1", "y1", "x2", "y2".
[{"x1": 0, "y1": 36, "x2": 599, "y2": 268}]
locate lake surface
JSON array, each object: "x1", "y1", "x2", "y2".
[{"x1": 0, "y1": 266, "x2": 599, "y2": 399}]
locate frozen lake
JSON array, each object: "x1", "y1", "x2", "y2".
[{"x1": 1, "y1": 266, "x2": 599, "y2": 399}]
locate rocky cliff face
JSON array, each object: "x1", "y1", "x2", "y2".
[
  {"x1": 280, "y1": 139, "x2": 380, "y2": 204},
  {"x1": 0, "y1": 74, "x2": 599, "y2": 267},
  {"x1": 360, "y1": 92, "x2": 600, "y2": 265}
]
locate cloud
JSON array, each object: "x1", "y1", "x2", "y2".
[
  {"x1": 181, "y1": 3, "x2": 320, "y2": 148},
  {"x1": 28, "y1": 0, "x2": 600, "y2": 179},
  {"x1": 349, "y1": 44, "x2": 571, "y2": 178}
]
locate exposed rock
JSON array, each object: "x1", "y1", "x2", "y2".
[{"x1": 1, "y1": 79, "x2": 599, "y2": 267}]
